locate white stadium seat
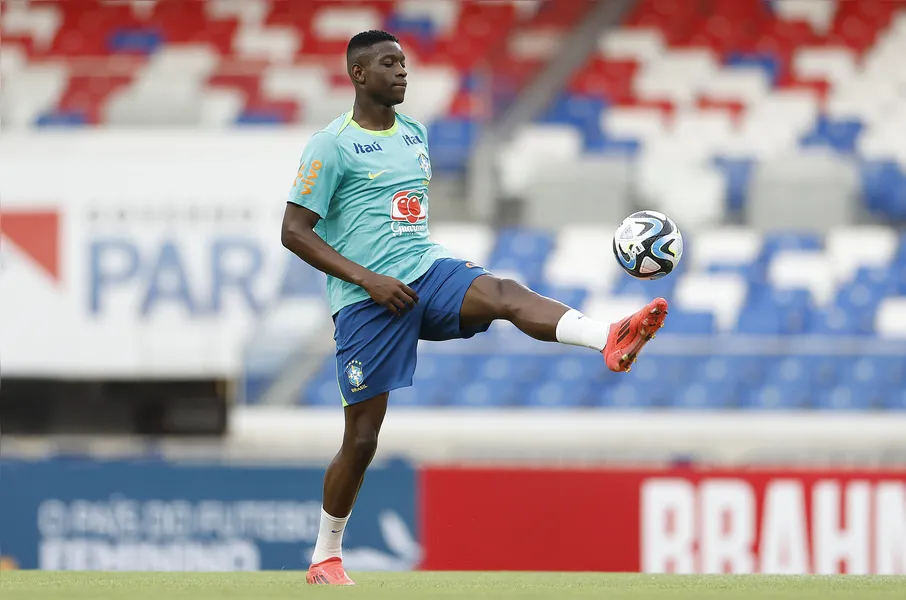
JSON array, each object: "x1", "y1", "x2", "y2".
[
  {"x1": 544, "y1": 225, "x2": 621, "y2": 292},
  {"x1": 583, "y1": 294, "x2": 650, "y2": 324},
  {"x1": 674, "y1": 272, "x2": 747, "y2": 331},
  {"x1": 233, "y1": 25, "x2": 300, "y2": 63},
  {"x1": 772, "y1": 0, "x2": 838, "y2": 34},
  {"x1": 793, "y1": 47, "x2": 857, "y2": 86},
  {"x1": 429, "y1": 222, "x2": 494, "y2": 268},
  {"x1": 690, "y1": 227, "x2": 763, "y2": 271},
  {"x1": 601, "y1": 106, "x2": 669, "y2": 144},
  {"x1": 824, "y1": 226, "x2": 898, "y2": 284},
  {"x1": 499, "y1": 125, "x2": 583, "y2": 195},
  {"x1": 598, "y1": 28, "x2": 665, "y2": 63},
  {"x1": 701, "y1": 68, "x2": 771, "y2": 104},
  {"x1": 396, "y1": 0, "x2": 463, "y2": 36},
  {"x1": 768, "y1": 250, "x2": 836, "y2": 306},
  {"x1": 312, "y1": 7, "x2": 383, "y2": 40},
  {"x1": 874, "y1": 297, "x2": 906, "y2": 339},
  {"x1": 206, "y1": 0, "x2": 270, "y2": 25}
]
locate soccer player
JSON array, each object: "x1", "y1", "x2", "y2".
[{"x1": 281, "y1": 30, "x2": 668, "y2": 585}]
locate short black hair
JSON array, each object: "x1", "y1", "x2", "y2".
[{"x1": 346, "y1": 30, "x2": 399, "y2": 60}]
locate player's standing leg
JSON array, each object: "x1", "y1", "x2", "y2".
[
  {"x1": 306, "y1": 394, "x2": 388, "y2": 585},
  {"x1": 460, "y1": 275, "x2": 667, "y2": 371}
]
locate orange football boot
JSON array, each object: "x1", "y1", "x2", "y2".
[
  {"x1": 306, "y1": 557, "x2": 355, "y2": 585},
  {"x1": 604, "y1": 297, "x2": 668, "y2": 372}
]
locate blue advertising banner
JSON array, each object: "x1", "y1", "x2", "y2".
[{"x1": 0, "y1": 458, "x2": 417, "y2": 572}]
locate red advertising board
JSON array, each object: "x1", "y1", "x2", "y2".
[{"x1": 419, "y1": 467, "x2": 906, "y2": 574}]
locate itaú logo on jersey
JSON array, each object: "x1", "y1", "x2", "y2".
[{"x1": 390, "y1": 190, "x2": 428, "y2": 237}]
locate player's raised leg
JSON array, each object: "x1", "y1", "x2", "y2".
[
  {"x1": 307, "y1": 393, "x2": 388, "y2": 585},
  {"x1": 460, "y1": 275, "x2": 667, "y2": 372}
]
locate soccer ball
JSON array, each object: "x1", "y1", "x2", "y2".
[{"x1": 612, "y1": 210, "x2": 683, "y2": 280}]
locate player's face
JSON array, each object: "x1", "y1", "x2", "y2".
[{"x1": 364, "y1": 41, "x2": 408, "y2": 106}]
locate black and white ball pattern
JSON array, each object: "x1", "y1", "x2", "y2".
[{"x1": 613, "y1": 210, "x2": 684, "y2": 280}]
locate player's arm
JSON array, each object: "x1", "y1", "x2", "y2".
[{"x1": 281, "y1": 134, "x2": 418, "y2": 315}]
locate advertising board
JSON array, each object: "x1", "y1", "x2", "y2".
[
  {"x1": 0, "y1": 131, "x2": 328, "y2": 377},
  {"x1": 419, "y1": 466, "x2": 906, "y2": 574},
  {"x1": 0, "y1": 458, "x2": 417, "y2": 571}
]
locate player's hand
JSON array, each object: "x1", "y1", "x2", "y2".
[{"x1": 361, "y1": 273, "x2": 419, "y2": 315}]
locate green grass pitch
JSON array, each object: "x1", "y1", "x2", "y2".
[{"x1": 1, "y1": 572, "x2": 904, "y2": 600}]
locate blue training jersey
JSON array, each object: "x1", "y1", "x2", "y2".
[{"x1": 288, "y1": 110, "x2": 452, "y2": 315}]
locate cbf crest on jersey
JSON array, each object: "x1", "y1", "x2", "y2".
[
  {"x1": 345, "y1": 359, "x2": 366, "y2": 392},
  {"x1": 417, "y1": 153, "x2": 432, "y2": 181}
]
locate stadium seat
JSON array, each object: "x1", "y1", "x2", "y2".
[
  {"x1": 8, "y1": 0, "x2": 906, "y2": 414},
  {"x1": 672, "y1": 382, "x2": 735, "y2": 410},
  {"x1": 590, "y1": 381, "x2": 658, "y2": 409},
  {"x1": 742, "y1": 383, "x2": 811, "y2": 411}
]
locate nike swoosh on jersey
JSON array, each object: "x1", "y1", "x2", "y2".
[{"x1": 368, "y1": 170, "x2": 388, "y2": 179}]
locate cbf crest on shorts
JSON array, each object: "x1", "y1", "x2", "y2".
[
  {"x1": 417, "y1": 153, "x2": 432, "y2": 181},
  {"x1": 345, "y1": 359, "x2": 367, "y2": 392}
]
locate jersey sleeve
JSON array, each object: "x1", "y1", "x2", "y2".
[{"x1": 287, "y1": 132, "x2": 344, "y2": 219}]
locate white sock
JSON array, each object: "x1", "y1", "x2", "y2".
[
  {"x1": 555, "y1": 308, "x2": 609, "y2": 352},
  {"x1": 311, "y1": 507, "x2": 350, "y2": 564}
]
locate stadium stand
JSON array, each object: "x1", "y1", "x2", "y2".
[{"x1": 4, "y1": 0, "x2": 905, "y2": 410}]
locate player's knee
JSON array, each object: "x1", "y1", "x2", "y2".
[{"x1": 350, "y1": 430, "x2": 379, "y2": 469}]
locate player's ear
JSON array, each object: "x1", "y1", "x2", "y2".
[{"x1": 350, "y1": 63, "x2": 366, "y2": 86}]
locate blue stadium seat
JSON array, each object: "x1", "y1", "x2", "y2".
[
  {"x1": 699, "y1": 356, "x2": 770, "y2": 388},
  {"x1": 384, "y1": 14, "x2": 436, "y2": 40},
  {"x1": 661, "y1": 309, "x2": 716, "y2": 335},
  {"x1": 671, "y1": 382, "x2": 735, "y2": 410},
  {"x1": 531, "y1": 283, "x2": 589, "y2": 311},
  {"x1": 860, "y1": 159, "x2": 906, "y2": 219},
  {"x1": 612, "y1": 274, "x2": 677, "y2": 299},
  {"x1": 735, "y1": 302, "x2": 786, "y2": 335},
  {"x1": 426, "y1": 118, "x2": 481, "y2": 173},
  {"x1": 880, "y1": 389, "x2": 906, "y2": 411},
  {"x1": 759, "y1": 232, "x2": 823, "y2": 262},
  {"x1": 804, "y1": 355, "x2": 843, "y2": 389},
  {"x1": 237, "y1": 111, "x2": 288, "y2": 125},
  {"x1": 472, "y1": 354, "x2": 545, "y2": 385},
  {"x1": 488, "y1": 255, "x2": 546, "y2": 285},
  {"x1": 813, "y1": 385, "x2": 876, "y2": 411},
  {"x1": 108, "y1": 28, "x2": 163, "y2": 54},
  {"x1": 799, "y1": 115, "x2": 864, "y2": 154},
  {"x1": 583, "y1": 135, "x2": 642, "y2": 156},
  {"x1": 807, "y1": 308, "x2": 866, "y2": 336},
  {"x1": 706, "y1": 262, "x2": 767, "y2": 288},
  {"x1": 711, "y1": 157, "x2": 755, "y2": 213},
  {"x1": 724, "y1": 52, "x2": 781, "y2": 85},
  {"x1": 740, "y1": 288, "x2": 812, "y2": 334},
  {"x1": 624, "y1": 360, "x2": 678, "y2": 405},
  {"x1": 489, "y1": 228, "x2": 555, "y2": 283},
  {"x1": 840, "y1": 357, "x2": 890, "y2": 390},
  {"x1": 742, "y1": 383, "x2": 811, "y2": 410},
  {"x1": 547, "y1": 354, "x2": 605, "y2": 385},
  {"x1": 36, "y1": 111, "x2": 89, "y2": 127},
  {"x1": 768, "y1": 356, "x2": 811, "y2": 388},
  {"x1": 523, "y1": 381, "x2": 590, "y2": 408},
  {"x1": 543, "y1": 94, "x2": 622, "y2": 152},
  {"x1": 539, "y1": 94, "x2": 608, "y2": 133},
  {"x1": 388, "y1": 379, "x2": 446, "y2": 407},
  {"x1": 591, "y1": 381, "x2": 658, "y2": 409},
  {"x1": 415, "y1": 354, "x2": 469, "y2": 386},
  {"x1": 449, "y1": 380, "x2": 517, "y2": 408}
]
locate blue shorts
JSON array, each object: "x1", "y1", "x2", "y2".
[{"x1": 334, "y1": 258, "x2": 491, "y2": 405}]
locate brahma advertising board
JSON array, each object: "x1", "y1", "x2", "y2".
[
  {"x1": 0, "y1": 459, "x2": 418, "y2": 571},
  {"x1": 0, "y1": 131, "x2": 330, "y2": 378},
  {"x1": 419, "y1": 467, "x2": 906, "y2": 574}
]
